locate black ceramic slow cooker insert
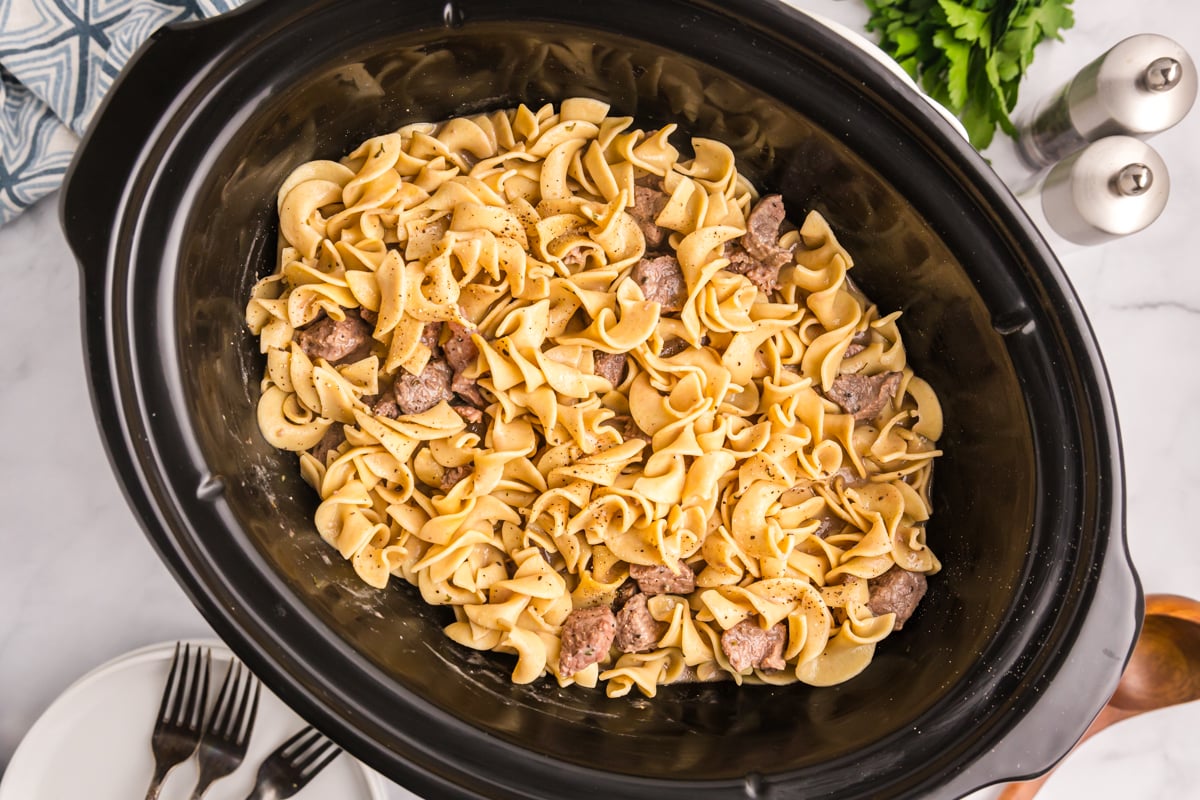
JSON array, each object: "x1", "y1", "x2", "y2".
[{"x1": 61, "y1": 0, "x2": 1142, "y2": 797}]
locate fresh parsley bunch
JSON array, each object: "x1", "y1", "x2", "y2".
[{"x1": 864, "y1": 0, "x2": 1075, "y2": 148}]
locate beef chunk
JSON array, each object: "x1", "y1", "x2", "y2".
[
  {"x1": 451, "y1": 403, "x2": 484, "y2": 424},
  {"x1": 811, "y1": 516, "x2": 836, "y2": 539},
  {"x1": 630, "y1": 185, "x2": 671, "y2": 250},
  {"x1": 443, "y1": 320, "x2": 478, "y2": 373},
  {"x1": 440, "y1": 464, "x2": 471, "y2": 491},
  {"x1": 562, "y1": 246, "x2": 588, "y2": 267},
  {"x1": 614, "y1": 593, "x2": 666, "y2": 654},
  {"x1": 725, "y1": 242, "x2": 783, "y2": 295},
  {"x1": 593, "y1": 351, "x2": 628, "y2": 387},
  {"x1": 359, "y1": 307, "x2": 378, "y2": 325},
  {"x1": 721, "y1": 195, "x2": 795, "y2": 296},
  {"x1": 393, "y1": 359, "x2": 454, "y2": 415},
  {"x1": 308, "y1": 425, "x2": 345, "y2": 464},
  {"x1": 721, "y1": 619, "x2": 787, "y2": 672},
  {"x1": 452, "y1": 373, "x2": 486, "y2": 408},
  {"x1": 827, "y1": 371, "x2": 903, "y2": 422},
  {"x1": 559, "y1": 606, "x2": 616, "y2": 676},
  {"x1": 633, "y1": 254, "x2": 687, "y2": 313},
  {"x1": 606, "y1": 415, "x2": 652, "y2": 449},
  {"x1": 843, "y1": 330, "x2": 871, "y2": 359},
  {"x1": 420, "y1": 322, "x2": 442, "y2": 353},
  {"x1": 458, "y1": 406, "x2": 489, "y2": 440},
  {"x1": 622, "y1": 417, "x2": 653, "y2": 447},
  {"x1": 742, "y1": 194, "x2": 794, "y2": 270},
  {"x1": 442, "y1": 319, "x2": 486, "y2": 408},
  {"x1": 630, "y1": 561, "x2": 695, "y2": 595},
  {"x1": 612, "y1": 578, "x2": 640, "y2": 611},
  {"x1": 296, "y1": 312, "x2": 373, "y2": 364},
  {"x1": 659, "y1": 337, "x2": 690, "y2": 358},
  {"x1": 669, "y1": 665, "x2": 728, "y2": 685},
  {"x1": 636, "y1": 172, "x2": 663, "y2": 189},
  {"x1": 371, "y1": 390, "x2": 400, "y2": 419},
  {"x1": 867, "y1": 567, "x2": 927, "y2": 630},
  {"x1": 831, "y1": 466, "x2": 868, "y2": 489}
]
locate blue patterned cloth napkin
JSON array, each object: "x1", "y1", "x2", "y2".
[{"x1": 0, "y1": 0, "x2": 243, "y2": 225}]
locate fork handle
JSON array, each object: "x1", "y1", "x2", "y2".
[
  {"x1": 188, "y1": 772, "x2": 218, "y2": 800},
  {"x1": 243, "y1": 788, "x2": 279, "y2": 800},
  {"x1": 143, "y1": 762, "x2": 173, "y2": 800}
]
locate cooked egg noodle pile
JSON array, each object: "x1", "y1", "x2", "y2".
[{"x1": 246, "y1": 99, "x2": 944, "y2": 696}]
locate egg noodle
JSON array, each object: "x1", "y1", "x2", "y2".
[{"x1": 246, "y1": 98, "x2": 944, "y2": 696}]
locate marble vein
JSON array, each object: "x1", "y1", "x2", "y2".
[{"x1": 1113, "y1": 300, "x2": 1200, "y2": 316}]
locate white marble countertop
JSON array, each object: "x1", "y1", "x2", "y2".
[{"x1": 1, "y1": 1, "x2": 1197, "y2": 798}]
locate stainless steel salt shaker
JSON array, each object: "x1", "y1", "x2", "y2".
[
  {"x1": 1017, "y1": 34, "x2": 1197, "y2": 169},
  {"x1": 1040, "y1": 136, "x2": 1169, "y2": 245}
]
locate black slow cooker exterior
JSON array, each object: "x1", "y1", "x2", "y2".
[{"x1": 61, "y1": 0, "x2": 1141, "y2": 797}]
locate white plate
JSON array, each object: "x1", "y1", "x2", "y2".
[{"x1": 0, "y1": 640, "x2": 388, "y2": 800}]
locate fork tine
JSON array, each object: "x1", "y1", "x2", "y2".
[
  {"x1": 227, "y1": 663, "x2": 248, "y2": 738},
  {"x1": 235, "y1": 675, "x2": 261, "y2": 745},
  {"x1": 157, "y1": 642, "x2": 182, "y2": 723},
  {"x1": 210, "y1": 661, "x2": 238, "y2": 736},
  {"x1": 294, "y1": 738, "x2": 338, "y2": 773},
  {"x1": 197, "y1": 651, "x2": 211, "y2": 730},
  {"x1": 231, "y1": 666, "x2": 251, "y2": 738},
  {"x1": 278, "y1": 725, "x2": 321, "y2": 757},
  {"x1": 243, "y1": 681, "x2": 261, "y2": 744},
  {"x1": 219, "y1": 664, "x2": 243, "y2": 739},
  {"x1": 180, "y1": 648, "x2": 208, "y2": 729},
  {"x1": 167, "y1": 644, "x2": 191, "y2": 724},
  {"x1": 302, "y1": 743, "x2": 342, "y2": 778}
]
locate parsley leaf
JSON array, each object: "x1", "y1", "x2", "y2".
[
  {"x1": 864, "y1": 0, "x2": 1074, "y2": 149},
  {"x1": 941, "y1": 1, "x2": 991, "y2": 48}
]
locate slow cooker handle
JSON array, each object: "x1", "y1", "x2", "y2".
[
  {"x1": 58, "y1": 0, "x2": 277, "y2": 275},
  {"x1": 941, "y1": 513, "x2": 1143, "y2": 797}
]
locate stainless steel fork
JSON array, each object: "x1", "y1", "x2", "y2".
[
  {"x1": 189, "y1": 659, "x2": 261, "y2": 799},
  {"x1": 244, "y1": 725, "x2": 343, "y2": 800},
  {"x1": 145, "y1": 643, "x2": 210, "y2": 800}
]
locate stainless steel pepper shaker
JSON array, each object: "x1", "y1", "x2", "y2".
[
  {"x1": 1017, "y1": 34, "x2": 1196, "y2": 169},
  {"x1": 1039, "y1": 136, "x2": 1169, "y2": 246}
]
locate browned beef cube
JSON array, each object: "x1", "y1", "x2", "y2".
[
  {"x1": 725, "y1": 242, "x2": 782, "y2": 295},
  {"x1": 559, "y1": 606, "x2": 617, "y2": 676},
  {"x1": 611, "y1": 578, "x2": 640, "y2": 611},
  {"x1": 372, "y1": 391, "x2": 400, "y2": 420},
  {"x1": 742, "y1": 194, "x2": 793, "y2": 269},
  {"x1": 629, "y1": 561, "x2": 695, "y2": 595},
  {"x1": 843, "y1": 330, "x2": 871, "y2": 359},
  {"x1": 451, "y1": 404, "x2": 483, "y2": 424},
  {"x1": 443, "y1": 320, "x2": 478, "y2": 373},
  {"x1": 296, "y1": 312, "x2": 373, "y2": 364},
  {"x1": 867, "y1": 567, "x2": 927, "y2": 630},
  {"x1": 593, "y1": 351, "x2": 628, "y2": 387},
  {"x1": 308, "y1": 425, "x2": 345, "y2": 464},
  {"x1": 614, "y1": 593, "x2": 666, "y2": 654},
  {"x1": 440, "y1": 464, "x2": 471, "y2": 491},
  {"x1": 420, "y1": 322, "x2": 442, "y2": 352},
  {"x1": 441, "y1": 319, "x2": 486, "y2": 408},
  {"x1": 630, "y1": 185, "x2": 671, "y2": 250},
  {"x1": 393, "y1": 359, "x2": 454, "y2": 415},
  {"x1": 721, "y1": 619, "x2": 787, "y2": 672},
  {"x1": 632, "y1": 254, "x2": 687, "y2": 313},
  {"x1": 604, "y1": 415, "x2": 651, "y2": 450},
  {"x1": 827, "y1": 371, "x2": 903, "y2": 422}
]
